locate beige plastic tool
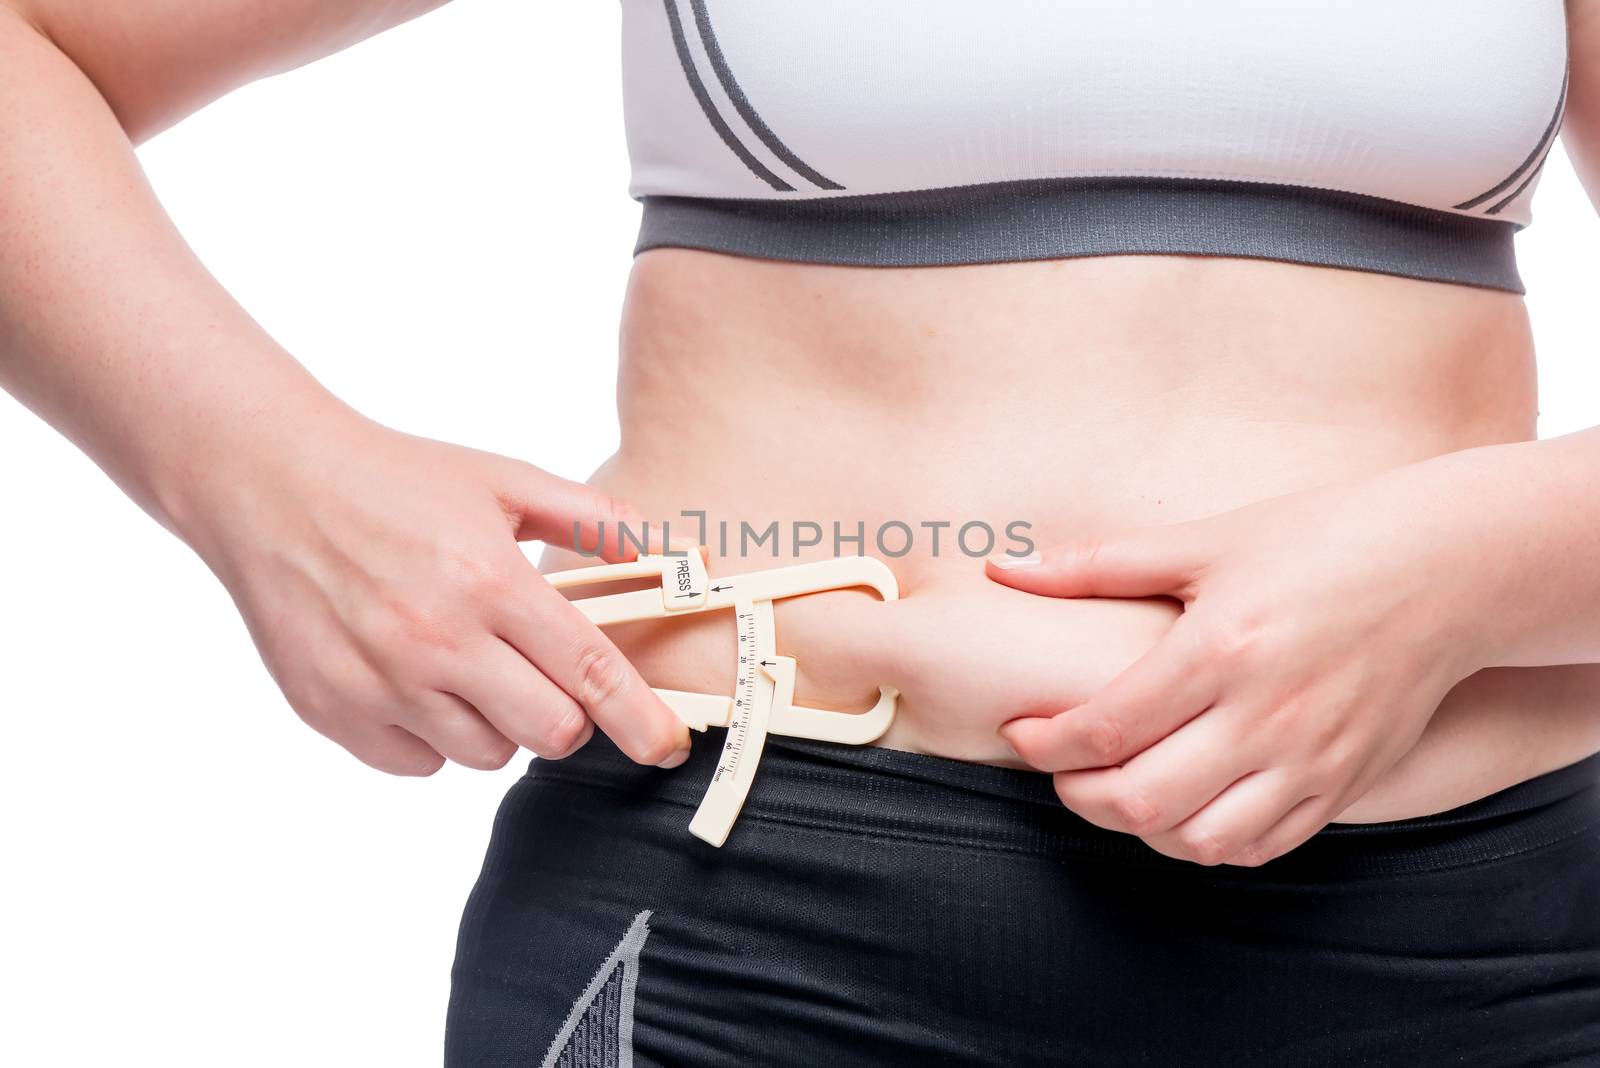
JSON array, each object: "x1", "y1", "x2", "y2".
[{"x1": 543, "y1": 552, "x2": 899, "y2": 846}]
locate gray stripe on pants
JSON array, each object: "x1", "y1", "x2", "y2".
[{"x1": 540, "y1": 910, "x2": 653, "y2": 1068}]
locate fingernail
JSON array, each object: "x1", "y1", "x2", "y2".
[
  {"x1": 657, "y1": 747, "x2": 691, "y2": 770},
  {"x1": 988, "y1": 552, "x2": 1041, "y2": 570}
]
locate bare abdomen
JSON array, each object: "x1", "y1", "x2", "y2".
[{"x1": 541, "y1": 249, "x2": 1600, "y2": 821}]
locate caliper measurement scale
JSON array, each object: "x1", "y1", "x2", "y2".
[
  {"x1": 543, "y1": 552, "x2": 899, "y2": 846},
  {"x1": 711, "y1": 599, "x2": 779, "y2": 839}
]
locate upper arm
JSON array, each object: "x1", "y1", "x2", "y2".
[
  {"x1": 1567, "y1": 0, "x2": 1600, "y2": 210},
  {"x1": 0, "y1": 0, "x2": 452, "y2": 143}
]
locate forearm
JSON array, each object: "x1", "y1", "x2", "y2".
[
  {"x1": 1462, "y1": 6, "x2": 1600, "y2": 663},
  {"x1": 1402, "y1": 429, "x2": 1600, "y2": 670},
  {"x1": 0, "y1": 8, "x2": 362, "y2": 541}
]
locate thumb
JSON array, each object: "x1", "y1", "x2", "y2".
[
  {"x1": 494, "y1": 461, "x2": 651, "y2": 563},
  {"x1": 985, "y1": 522, "x2": 1209, "y2": 599}
]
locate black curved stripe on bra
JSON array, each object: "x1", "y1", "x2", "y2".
[
  {"x1": 688, "y1": 0, "x2": 844, "y2": 191},
  {"x1": 1486, "y1": 151, "x2": 1552, "y2": 216},
  {"x1": 661, "y1": 0, "x2": 794, "y2": 192},
  {"x1": 1454, "y1": 68, "x2": 1569, "y2": 212},
  {"x1": 1486, "y1": 88, "x2": 1569, "y2": 216}
]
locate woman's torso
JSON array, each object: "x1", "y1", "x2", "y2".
[
  {"x1": 539, "y1": 0, "x2": 1600, "y2": 824},
  {"x1": 541, "y1": 249, "x2": 1600, "y2": 823}
]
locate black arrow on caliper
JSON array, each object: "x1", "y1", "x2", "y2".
[
  {"x1": 759, "y1": 659, "x2": 776, "y2": 668},
  {"x1": 711, "y1": 584, "x2": 733, "y2": 593}
]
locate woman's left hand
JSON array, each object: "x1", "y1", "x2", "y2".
[{"x1": 988, "y1": 461, "x2": 1503, "y2": 868}]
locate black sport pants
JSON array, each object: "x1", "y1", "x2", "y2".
[{"x1": 446, "y1": 730, "x2": 1600, "y2": 1067}]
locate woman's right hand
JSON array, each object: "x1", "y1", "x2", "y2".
[
  {"x1": 0, "y1": 1, "x2": 689, "y2": 778},
  {"x1": 172, "y1": 407, "x2": 692, "y2": 776}
]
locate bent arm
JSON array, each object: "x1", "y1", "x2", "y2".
[
  {"x1": 0, "y1": 0, "x2": 446, "y2": 540},
  {"x1": 0, "y1": 0, "x2": 696, "y2": 776},
  {"x1": 9, "y1": 0, "x2": 449, "y2": 144},
  {"x1": 1412, "y1": 2, "x2": 1600, "y2": 668}
]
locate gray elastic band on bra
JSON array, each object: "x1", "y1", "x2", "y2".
[{"x1": 634, "y1": 177, "x2": 1524, "y2": 293}]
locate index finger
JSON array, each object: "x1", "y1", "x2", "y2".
[{"x1": 496, "y1": 567, "x2": 691, "y2": 767}]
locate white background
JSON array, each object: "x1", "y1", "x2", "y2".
[{"x1": 1, "y1": 2, "x2": 1596, "y2": 1064}]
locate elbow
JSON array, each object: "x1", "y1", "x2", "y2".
[{"x1": 0, "y1": 0, "x2": 200, "y2": 146}]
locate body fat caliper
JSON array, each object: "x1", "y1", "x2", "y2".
[{"x1": 542, "y1": 552, "x2": 899, "y2": 847}]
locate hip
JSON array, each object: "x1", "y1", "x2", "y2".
[
  {"x1": 447, "y1": 732, "x2": 1600, "y2": 1067},
  {"x1": 563, "y1": 326, "x2": 1577, "y2": 817},
  {"x1": 546, "y1": 512, "x2": 1600, "y2": 822}
]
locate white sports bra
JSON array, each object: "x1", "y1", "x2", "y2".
[{"x1": 620, "y1": 1, "x2": 1571, "y2": 292}]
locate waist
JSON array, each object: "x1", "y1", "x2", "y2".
[
  {"x1": 541, "y1": 249, "x2": 1595, "y2": 820},
  {"x1": 617, "y1": 248, "x2": 1537, "y2": 474},
  {"x1": 591, "y1": 250, "x2": 1541, "y2": 721},
  {"x1": 536, "y1": 729, "x2": 1600, "y2": 879}
]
